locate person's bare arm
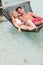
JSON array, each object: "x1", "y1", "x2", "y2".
[
  {"x1": 12, "y1": 16, "x2": 19, "y2": 28},
  {"x1": 28, "y1": 12, "x2": 41, "y2": 18}
]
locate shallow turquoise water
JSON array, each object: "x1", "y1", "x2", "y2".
[
  {"x1": 0, "y1": 0, "x2": 43, "y2": 65},
  {"x1": 0, "y1": 19, "x2": 43, "y2": 65}
]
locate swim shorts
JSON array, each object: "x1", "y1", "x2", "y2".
[
  {"x1": 24, "y1": 20, "x2": 27, "y2": 25},
  {"x1": 32, "y1": 17, "x2": 43, "y2": 23}
]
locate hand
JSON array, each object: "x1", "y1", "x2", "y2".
[{"x1": 18, "y1": 28, "x2": 21, "y2": 32}]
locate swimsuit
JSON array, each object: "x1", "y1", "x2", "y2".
[
  {"x1": 16, "y1": 18, "x2": 22, "y2": 24},
  {"x1": 24, "y1": 20, "x2": 27, "y2": 25},
  {"x1": 32, "y1": 17, "x2": 43, "y2": 23}
]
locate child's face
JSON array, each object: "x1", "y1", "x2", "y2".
[{"x1": 19, "y1": 16, "x2": 24, "y2": 21}]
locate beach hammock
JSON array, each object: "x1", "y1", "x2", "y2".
[{"x1": 2, "y1": 0, "x2": 43, "y2": 32}]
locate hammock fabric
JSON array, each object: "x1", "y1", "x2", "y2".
[{"x1": 2, "y1": 1, "x2": 43, "y2": 32}]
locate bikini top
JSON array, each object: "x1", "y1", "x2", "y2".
[{"x1": 16, "y1": 18, "x2": 22, "y2": 24}]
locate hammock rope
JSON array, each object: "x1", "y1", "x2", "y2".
[{"x1": 0, "y1": 0, "x2": 30, "y2": 9}]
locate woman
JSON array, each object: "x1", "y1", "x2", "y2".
[{"x1": 10, "y1": 10, "x2": 23, "y2": 32}]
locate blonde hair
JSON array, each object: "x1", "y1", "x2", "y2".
[{"x1": 10, "y1": 10, "x2": 14, "y2": 18}]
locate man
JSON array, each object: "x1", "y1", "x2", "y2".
[{"x1": 16, "y1": 7, "x2": 43, "y2": 26}]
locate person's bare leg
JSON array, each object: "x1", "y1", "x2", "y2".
[
  {"x1": 35, "y1": 21, "x2": 42, "y2": 25},
  {"x1": 20, "y1": 25, "x2": 35, "y2": 30},
  {"x1": 20, "y1": 25, "x2": 42, "y2": 32},
  {"x1": 27, "y1": 20, "x2": 37, "y2": 28},
  {"x1": 35, "y1": 20, "x2": 43, "y2": 25},
  {"x1": 41, "y1": 21, "x2": 43, "y2": 24}
]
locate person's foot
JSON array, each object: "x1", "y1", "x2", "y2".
[
  {"x1": 30, "y1": 25, "x2": 43, "y2": 32},
  {"x1": 35, "y1": 27, "x2": 41, "y2": 32},
  {"x1": 33, "y1": 25, "x2": 43, "y2": 32}
]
